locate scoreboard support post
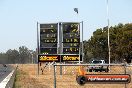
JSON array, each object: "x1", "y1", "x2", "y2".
[
  {"x1": 59, "y1": 22, "x2": 63, "y2": 75},
  {"x1": 81, "y1": 21, "x2": 84, "y2": 62},
  {"x1": 37, "y1": 22, "x2": 40, "y2": 75}
]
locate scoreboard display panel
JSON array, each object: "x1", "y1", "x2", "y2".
[
  {"x1": 38, "y1": 55, "x2": 60, "y2": 62},
  {"x1": 40, "y1": 23, "x2": 58, "y2": 54},
  {"x1": 62, "y1": 23, "x2": 80, "y2": 54}
]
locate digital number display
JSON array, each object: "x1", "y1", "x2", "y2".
[
  {"x1": 40, "y1": 48, "x2": 57, "y2": 54},
  {"x1": 63, "y1": 43, "x2": 79, "y2": 47},
  {"x1": 40, "y1": 23, "x2": 58, "y2": 54},
  {"x1": 63, "y1": 39, "x2": 80, "y2": 43},
  {"x1": 62, "y1": 23, "x2": 80, "y2": 54},
  {"x1": 40, "y1": 39, "x2": 57, "y2": 43},
  {"x1": 40, "y1": 43, "x2": 57, "y2": 47},
  {"x1": 40, "y1": 24, "x2": 58, "y2": 30},
  {"x1": 61, "y1": 55, "x2": 82, "y2": 62},
  {"x1": 63, "y1": 48, "x2": 79, "y2": 54},
  {"x1": 40, "y1": 34, "x2": 57, "y2": 38},
  {"x1": 63, "y1": 33, "x2": 80, "y2": 39},
  {"x1": 38, "y1": 55, "x2": 60, "y2": 62},
  {"x1": 63, "y1": 23, "x2": 79, "y2": 33},
  {"x1": 38, "y1": 55, "x2": 82, "y2": 62}
]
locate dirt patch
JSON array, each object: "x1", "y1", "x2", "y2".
[{"x1": 13, "y1": 64, "x2": 132, "y2": 88}]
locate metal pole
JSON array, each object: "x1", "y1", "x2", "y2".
[
  {"x1": 37, "y1": 22, "x2": 39, "y2": 75},
  {"x1": 59, "y1": 22, "x2": 62, "y2": 75},
  {"x1": 54, "y1": 65, "x2": 56, "y2": 88},
  {"x1": 60, "y1": 64, "x2": 62, "y2": 75},
  {"x1": 77, "y1": 10, "x2": 81, "y2": 64},
  {"x1": 82, "y1": 21, "x2": 83, "y2": 62},
  {"x1": 54, "y1": 63, "x2": 124, "y2": 66},
  {"x1": 124, "y1": 62, "x2": 127, "y2": 88},
  {"x1": 107, "y1": 0, "x2": 111, "y2": 70},
  {"x1": 32, "y1": 53, "x2": 33, "y2": 64},
  {"x1": 77, "y1": 9, "x2": 81, "y2": 64},
  {"x1": 74, "y1": 8, "x2": 81, "y2": 63}
]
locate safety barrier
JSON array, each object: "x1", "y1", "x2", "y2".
[{"x1": 0, "y1": 65, "x2": 17, "y2": 88}]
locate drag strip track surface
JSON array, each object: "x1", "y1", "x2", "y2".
[{"x1": 0, "y1": 64, "x2": 13, "y2": 83}]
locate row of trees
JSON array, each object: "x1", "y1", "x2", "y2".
[
  {"x1": 0, "y1": 23, "x2": 131, "y2": 64},
  {"x1": 0, "y1": 46, "x2": 37, "y2": 64},
  {"x1": 83, "y1": 23, "x2": 132, "y2": 63}
]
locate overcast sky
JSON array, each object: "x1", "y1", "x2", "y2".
[{"x1": 0, "y1": 0, "x2": 132, "y2": 52}]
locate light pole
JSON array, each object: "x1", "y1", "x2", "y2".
[
  {"x1": 31, "y1": 53, "x2": 33, "y2": 64},
  {"x1": 107, "y1": 0, "x2": 111, "y2": 69},
  {"x1": 74, "y1": 8, "x2": 78, "y2": 18},
  {"x1": 74, "y1": 8, "x2": 80, "y2": 64},
  {"x1": 74, "y1": 8, "x2": 83, "y2": 64}
]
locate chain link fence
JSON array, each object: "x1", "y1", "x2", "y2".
[
  {"x1": 51, "y1": 63, "x2": 132, "y2": 88},
  {"x1": 37, "y1": 63, "x2": 132, "y2": 88}
]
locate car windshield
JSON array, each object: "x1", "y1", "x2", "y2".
[{"x1": 92, "y1": 60, "x2": 102, "y2": 64}]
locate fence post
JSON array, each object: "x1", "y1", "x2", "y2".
[
  {"x1": 48, "y1": 62, "x2": 51, "y2": 72},
  {"x1": 38, "y1": 62, "x2": 39, "y2": 75},
  {"x1": 64, "y1": 62, "x2": 66, "y2": 74},
  {"x1": 124, "y1": 62, "x2": 127, "y2": 88},
  {"x1": 54, "y1": 64, "x2": 56, "y2": 88},
  {"x1": 60, "y1": 62, "x2": 63, "y2": 75}
]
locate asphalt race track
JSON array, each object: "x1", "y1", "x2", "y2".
[{"x1": 0, "y1": 64, "x2": 13, "y2": 83}]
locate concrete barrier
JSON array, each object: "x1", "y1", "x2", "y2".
[{"x1": 0, "y1": 67, "x2": 16, "y2": 88}]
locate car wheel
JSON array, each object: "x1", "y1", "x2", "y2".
[
  {"x1": 100, "y1": 70, "x2": 102, "y2": 72},
  {"x1": 105, "y1": 69, "x2": 109, "y2": 72},
  {"x1": 95, "y1": 70, "x2": 98, "y2": 72},
  {"x1": 89, "y1": 69, "x2": 92, "y2": 72}
]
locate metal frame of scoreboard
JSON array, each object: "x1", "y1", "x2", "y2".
[{"x1": 37, "y1": 22, "x2": 83, "y2": 63}]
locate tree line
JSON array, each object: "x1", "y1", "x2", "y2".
[
  {"x1": 0, "y1": 46, "x2": 37, "y2": 64},
  {"x1": 83, "y1": 23, "x2": 132, "y2": 63},
  {"x1": 0, "y1": 23, "x2": 131, "y2": 64}
]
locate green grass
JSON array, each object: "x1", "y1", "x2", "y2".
[
  {"x1": 13, "y1": 68, "x2": 27, "y2": 88},
  {"x1": 13, "y1": 69, "x2": 21, "y2": 88}
]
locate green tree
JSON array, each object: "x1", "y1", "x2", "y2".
[
  {"x1": 19, "y1": 46, "x2": 31, "y2": 63},
  {"x1": 6, "y1": 49, "x2": 19, "y2": 64},
  {"x1": 0, "y1": 52, "x2": 8, "y2": 64},
  {"x1": 84, "y1": 23, "x2": 132, "y2": 63}
]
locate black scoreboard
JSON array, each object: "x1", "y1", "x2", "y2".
[
  {"x1": 38, "y1": 22, "x2": 82, "y2": 62},
  {"x1": 62, "y1": 23, "x2": 80, "y2": 54},
  {"x1": 40, "y1": 23, "x2": 58, "y2": 54}
]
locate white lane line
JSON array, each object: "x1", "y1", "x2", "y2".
[{"x1": 0, "y1": 70, "x2": 15, "y2": 88}]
